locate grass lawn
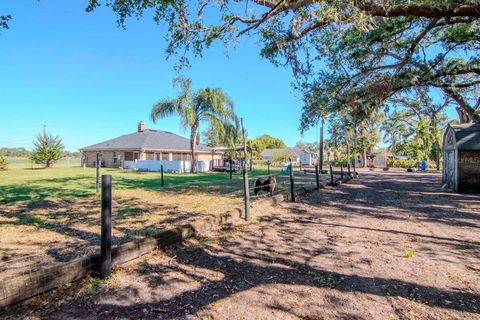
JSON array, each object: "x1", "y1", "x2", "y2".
[
  {"x1": 0, "y1": 158, "x2": 324, "y2": 205},
  {"x1": 4, "y1": 157, "x2": 82, "y2": 170},
  {"x1": 0, "y1": 158, "x2": 322, "y2": 279}
]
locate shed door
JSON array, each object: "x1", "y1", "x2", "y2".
[
  {"x1": 444, "y1": 151, "x2": 455, "y2": 190},
  {"x1": 457, "y1": 150, "x2": 480, "y2": 193}
]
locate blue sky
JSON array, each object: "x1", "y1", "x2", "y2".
[{"x1": 0, "y1": 1, "x2": 322, "y2": 151}]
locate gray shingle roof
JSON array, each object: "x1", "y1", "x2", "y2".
[
  {"x1": 261, "y1": 147, "x2": 304, "y2": 157},
  {"x1": 451, "y1": 122, "x2": 480, "y2": 150},
  {"x1": 81, "y1": 129, "x2": 213, "y2": 152}
]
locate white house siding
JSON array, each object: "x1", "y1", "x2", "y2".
[
  {"x1": 300, "y1": 153, "x2": 317, "y2": 166},
  {"x1": 123, "y1": 160, "x2": 211, "y2": 173}
]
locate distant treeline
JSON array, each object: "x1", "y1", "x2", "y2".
[
  {"x1": 0, "y1": 147, "x2": 81, "y2": 158},
  {"x1": 0, "y1": 147, "x2": 30, "y2": 157}
]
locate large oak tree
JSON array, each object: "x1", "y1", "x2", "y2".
[{"x1": 87, "y1": 0, "x2": 480, "y2": 134}]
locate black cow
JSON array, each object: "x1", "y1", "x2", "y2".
[{"x1": 254, "y1": 176, "x2": 276, "y2": 196}]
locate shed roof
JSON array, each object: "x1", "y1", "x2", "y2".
[
  {"x1": 450, "y1": 122, "x2": 480, "y2": 150},
  {"x1": 82, "y1": 129, "x2": 214, "y2": 153}
]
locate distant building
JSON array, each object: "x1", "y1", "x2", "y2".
[
  {"x1": 261, "y1": 147, "x2": 317, "y2": 165},
  {"x1": 81, "y1": 121, "x2": 224, "y2": 172}
]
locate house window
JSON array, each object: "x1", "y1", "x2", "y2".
[
  {"x1": 124, "y1": 152, "x2": 133, "y2": 161},
  {"x1": 133, "y1": 152, "x2": 139, "y2": 161},
  {"x1": 113, "y1": 152, "x2": 119, "y2": 164},
  {"x1": 155, "y1": 153, "x2": 161, "y2": 161},
  {"x1": 171, "y1": 153, "x2": 182, "y2": 161},
  {"x1": 146, "y1": 152, "x2": 155, "y2": 160}
]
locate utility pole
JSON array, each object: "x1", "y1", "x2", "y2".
[
  {"x1": 241, "y1": 118, "x2": 250, "y2": 222},
  {"x1": 319, "y1": 115, "x2": 325, "y2": 171}
]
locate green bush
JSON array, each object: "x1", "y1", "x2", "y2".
[
  {"x1": 0, "y1": 155, "x2": 8, "y2": 170},
  {"x1": 252, "y1": 159, "x2": 268, "y2": 166},
  {"x1": 387, "y1": 158, "x2": 418, "y2": 169},
  {"x1": 329, "y1": 154, "x2": 350, "y2": 167}
]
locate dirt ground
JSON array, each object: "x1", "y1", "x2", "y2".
[
  {"x1": 0, "y1": 189, "x2": 242, "y2": 280},
  {"x1": 2, "y1": 171, "x2": 479, "y2": 319}
]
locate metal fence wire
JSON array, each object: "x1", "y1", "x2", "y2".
[{"x1": 246, "y1": 173, "x2": 328, "y2": 200}]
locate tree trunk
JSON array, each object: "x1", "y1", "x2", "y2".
[
  {"x1": 391, "y1": 130, "x2": 396, "y2": 154},
  {"x1": 319, "y1": 115, "x2": 325, "y2": 171},
  {"x1": 360, "y1": 126, "x2": 367, "y2": 168},
  {"x1": 346, "y1": 142, "x2": 351, "y2": 165},
  {"x1": 363, "y1": 148, "x2": 367, "y2": 168},
  {"x1": 190, "y1": 125, "x2": 198, "y2": 173},
  {"x1": 443, "y1": 88, "x2": 480, "y2": 123},
  {"x1": 432, "y1": 114, "x2": 441, "y2": 171},
  {"x1": 353, "y1": 124, "x2": 358, "y2": 168}
]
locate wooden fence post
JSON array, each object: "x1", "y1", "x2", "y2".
[
  {"x1": 289, "y1": 159, "x2": 295, "y2": 202},
  {"x1": 341, "y1": 164, "x2": 344, "y2": 180},
  {"x1": 160, "y1": 165, "x2": 164, "y2": 187},
  {"x1": 96, "y1": 153, "x2": 100, "y2": 193},
  {"x1": 330, "y1": 164, "x2": 334, "y2": 185},
  {"x1": 348, "y1": 163, "x2": 351, "y2": 177},
  {"x1": 100, "y1": 175, "x2": 112, "y2": 279},
  {"x1": 315, "y1": 165, "x2": 320, "y2": 191},
  {"x1": 267, "y1": 160, "x2": 270, "y2": 175},
  {"x1": 229, "y1": 158, "x2": 233, "y2": 180},
  {"x1": 353, "y1": 161, "x2": 356, "y2": 178}
]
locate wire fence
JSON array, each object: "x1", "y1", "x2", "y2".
[{"x1": 246, "y1": 170, "x2": 335, "y2": 200}]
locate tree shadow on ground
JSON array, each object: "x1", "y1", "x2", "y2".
[
  {"x1": 3, "y1": 171, "x2": 479, "y2": 319},
  {"x1": 0, "y1": 183, "x2": 92, "y2": 205},
  {"x1": 0, "y1": 196, "x2": 199, "y2": 278},
  {"x1": 44, "y1": 170, "x2": 480, "y2": 318},
  {"x1": 303, "y1": 172, "x2": 480, "y2": 230},
  {"x1": 62, "y1": 242, "x2": 479, "y2": 319}
]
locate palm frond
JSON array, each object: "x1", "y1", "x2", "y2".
[
  {"x1": 151, "y1": 99, "x2": 180, "y2": 123},
  {"x1": 152, "y1": 78, "x2": 239, "y2": 148},
  {"x1": 172, "y1": 76, "x2": 192, "y2": 96}
]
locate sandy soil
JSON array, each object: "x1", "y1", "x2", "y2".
[{"x1": 2, "y1": 171, "x2": 479, "y2": 319}]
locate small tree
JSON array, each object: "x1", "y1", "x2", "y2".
[
  {"x1": 0, "y1": 155, "x2": 8, "y2": 170},
  {"x1": 30, "y1": 131, "x2": 65, "y2": 168}
]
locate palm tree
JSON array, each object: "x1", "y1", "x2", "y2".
[
  {"x1": 151, "y1": 77, "x2": 239, "y2": 173},
  {"x1": 381, "y1": 111, "x2": 408, "y2": 155}
]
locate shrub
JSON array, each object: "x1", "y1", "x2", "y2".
[
  {"x1": 329, "y1": 154, "x2": 350, "y2": 167},
  {"x1": 0, "y1": 155, "x2": 8, "y2": 170},
  {"x1": 387, "y1": 158, "x2": 418, "y2": 169},
  {"x1": 405, "y1": 250, "x2": 415, "y2": 258}
]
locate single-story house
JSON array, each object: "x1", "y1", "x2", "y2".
[
  {"x1": 81, "y1": 121, "x2": 224, "y2": 172},
  {"x1": 261, "y1": 147, "x2": 318, "y2": 166}
]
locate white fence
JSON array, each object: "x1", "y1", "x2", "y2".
[{"x1": 123, "y1": 160, "x2": 211, "y2": 173}]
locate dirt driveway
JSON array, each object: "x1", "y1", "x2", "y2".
[{"x1": 2, "y1": 171, "x2": 480, "y2": 319}]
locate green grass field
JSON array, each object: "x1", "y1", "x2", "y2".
[
  {"x1": 0, "y1": 158, "x2": 286, "y2": 205},
  {"x1": 4, "y1": 158, "x2": 82, "y2": 169}
]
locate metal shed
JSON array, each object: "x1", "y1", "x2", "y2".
[{"x1": 442, "y1": 122, "x2": 480, "y2": 193}]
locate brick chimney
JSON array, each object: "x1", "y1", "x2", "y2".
[{"x1": 138, "y1": 121, "x2": 146, "y2": 132}]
